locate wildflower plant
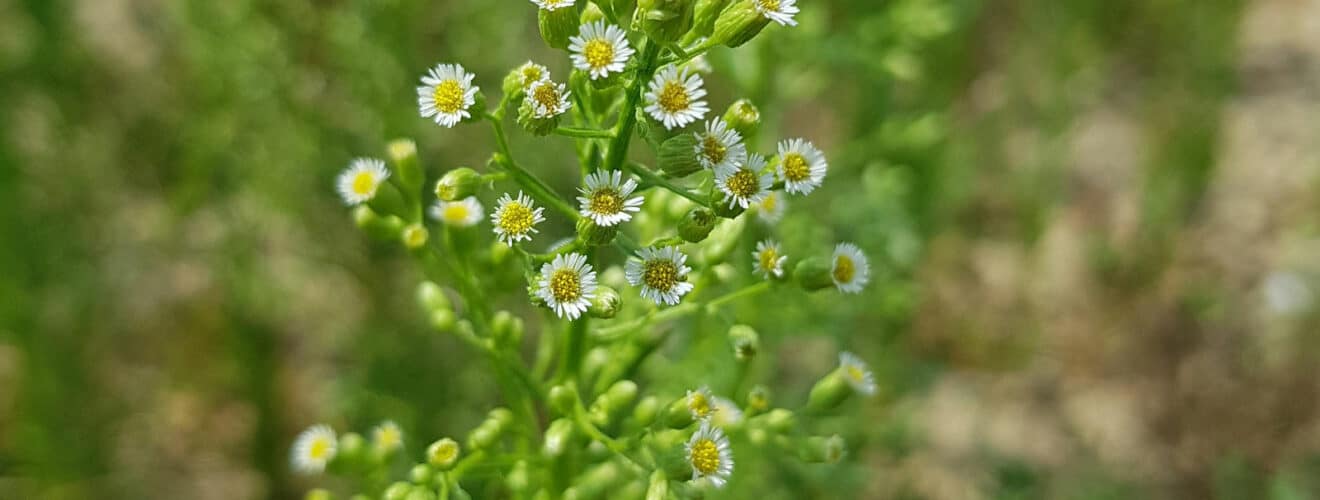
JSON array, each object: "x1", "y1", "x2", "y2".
[{"x1": 301, "y1": 1, "x2": 878, "y2": 497}]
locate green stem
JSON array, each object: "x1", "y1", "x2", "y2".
[
  {"x1": 602, "y1": 40, "x2": 663, "y2": 174},
  {"x1": 486, "y1": 114, "x2": 580, "y2": 220},
  {"x1": 557, "y1": 318, "x2": 590, "y2": 383},
  {"x1": 592, "y1": 281, "x2": 773, "y2": 339},
  {"x1": 555, "y1": 127, "x2": 615, "y2": 139},
  {"x1": 623, "y1": 161, "x2": 710, "y2": 207}
]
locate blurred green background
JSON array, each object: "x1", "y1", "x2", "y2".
[{"x1": 4, "y1": 0, "x2": 1320, "y2": 498}]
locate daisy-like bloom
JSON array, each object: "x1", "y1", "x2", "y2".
[
  {"x1": 715, "y1": 154, "x2": 774, "y2": 209},
  {"x1": 625, "y1": 246, "x2": 695, "y2": 306},
  {"x1": 693, "y1": 118, "x2": 747, "y2": 170},
  {"x1": 577, "y1": 170, "x2": 643, "y2": 226},
  {"x1": 291, "y1": 424, "x2": 337, "y2": 474},
  {"x1": 417, "y1": 63, "x2": 479, "y2": 128},
  {"x1": 569, "y1": 21, "x2": 634, "y2": 80},
  {"x1": 530, "y1": 0, "x2": 574, "y2": 10},
  {"x1": 429, "y1": 196, "x2": 484, "y2": 227},
  {"x1": 831, "y1": 242, "x2": 871, "y2": 294},
  {"x1": 336, "y1": 158, "x2": 390, "y2": 206},
  {"x1": 752, "y1": 239, "x2": 787, "y2": 279},
  {"x1": 686, "y1": 420, "x2": 735, "y2": 488},
  {"x1": 526, "y1": 79, "x2": 572, "y2": 119},
  {"x1": 372, "y1": 420, "x2": 403, "y2": 455},
  {"x1": 491, "y1": 192, "x2": 546, "y2": 245},
  {"x1": 754, "y1": 0, "x2": 800, "y2": 26},
  {"x1": 535, "y1": 252, "x2": 598, "y2": 320},
  {"x1": 687, "y1": 386, "x2": 716, "y2": 420},
  {"x1": 755, "y1": 191, "x2": 787, "y2": 224},
  {"x1": 644, "y1": 65, "x2": 709, "y2": 130},
  {"x1": 710, "y1": 396, "x2": 745, "y2": 427},
  {"x1": 838, "y1": 351, "x2": 876, "y2": 396},
  {"x1": 776, "y1": 138, "x2": 828, "y2": 195},
  {"x1": 514, "y1": 61, "x2": 551, "y2": 90}
]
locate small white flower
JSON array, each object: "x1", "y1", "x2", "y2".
[
  {"x1": 715, "y1": 154, "x2": 774, "y2": 209},
  {"x1": 429, "y1": 196, "x2": 484, "y2": 227},
  {"x1": 417, "y1": 63, "x2": 480, "y2": 128},
  {"x1": 526, "y1": 79, "x2": 572, "y2": 119},
  {"x1": 687, "y1": 386, "x2": 716, "y2": 420},
  {"x1": 755, "y1": 191, "x2": 787, "y2": 225},
  {"x1": 491, "y1": 192, "x2": 546, "y2": 246},
  {"x1": 710, "y1": 396, "x2": 744, "y2": 427},
  {"x1": 514, "y1": 61, "x2": 551, "y2": 90},
  {"x1": 693, "y1": 118, "x2": 747, "y2": 170},
  {"x1": 625, "y1": 246, "x2": 695, "y2": 306},
  {"x1": 752, "y1": 239, "x2": 787, "y2": 279},
  {"x1": 536, "y1": 252, "x2": 598, "y2": 320},
  {"x1": 644, "y1": 65, "x2": 709, "y2": 130},
  {"x1": 838, "y1": 351, "x2": 876, "y2": 396},
  {"x1": 530, "y1": 0, "x2": 575, "y2": 11},
  {"x1": 754, "y1": 0, "x2": 800, "y2": 26},
  {"x1": 371, "y1": 421, "x2": 404, "y2": 455},
  {"x1": 336, "y1": 158, "x2": 390, "y2": 206},
  {"x1": 831, "y1": 242, "x2": 870, "y2": 294},
  {"x1": 686, "y1": 420, "x2": 734, "y2": 488},
  {"x1": 570, "y1": 22, "x2": 634, "y2": 80},
  {"x1": 577, "y1": 170, "x2": 644, "y2": 227},
  {"x1": 776, "y1": 138, "x2": 827, "y2": 195},
  {"x1": 291, "y1": 424, "x2": 337, "y2": 474}
]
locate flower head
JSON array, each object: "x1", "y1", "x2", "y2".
[
  {"x1": 645, "y1": 65, "x2": 709, "y2": 130},
  {"x1": 536, "y1": 252, "x2": 598, "y2": 320},
  {"x1": 776, "y1": 138, "x2": 827, "y2": 195},
  {"x1": 831, "y1": 243, "x2": 870, "y2": 293},
  {"x1": 336, "y1": 158, "x2": 390, "y2": 206},
  {"x1": 570, "y1": 22, "x2": 634, "y2": 80},
  {"x1": 291, "y1": 424, "x2": 337, "y2": 474},
  {"x1": 430, "y1": 196, "x2": 484, "y2": 227},
  {"x1": 686, "y1": 420, "x2": 734, "y2": 488},
  {"x1": 754, "y1": 0, "x2": 800, "y2": 26},
  {"x1": 418, "y1": 64, "x2": 480, "y2": 128},
  {"x1": 710, "y1": 396, "x2": 745, "y2": 427},
  {"x1": 755, "y1": 191, "x2": 787, "y2": 224},
  {"x1": 687, "y1": 386, "x2": 715, "y2": 420},
  {"x1": 752, "y1": 239, "x2": 787, "y2": 279},
  {"x1": 491, "y1": 192, "x2": 546, "y2": 245},
  {"x1": 625, "y1": 246, "x2": 695, "y2": 306},
  {"x1": 716, "y1": 154, "x2": 773, "y2": 209},
  {"x1": 577, "y1": 170, "x2": 644, "y2": 227},
  {"x1": 514, "y1": 61, "x2": 551, "y2": 90},
  {"x1": 530, "y1": 0, "x2": 575, "y2": 11},
  {"x1": 693, "y1": 118, "x2": 747, "y2": 170},
  {"x1": 838, "y1": 351, "x2": 876, "y2": 396},
  {"x1": 526, "y1": 79, "x2": 572, "y2": 119},
  {"x1": 372, "y1": 421, "x2": 404, "y2": 455}
]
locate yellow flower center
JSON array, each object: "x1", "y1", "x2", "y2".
[
  {"x1": 431, "y1": 441, "x2": 458, "y2": 463},
  {"x1": 498, "y1": 202, "x2": 535, "y2": 235},
  {"x1": 758, "y1": 0, "x2": 781, "y2": 12},
  {"x1": 309, "y1": 438, "x2": 331, "y2": 460},
  {"x1": 726, "y1": 168, "x2": 760, "y2": 198},
  {"x1": 584, "y1": 39, "x2": 615, "y2": 69},
  {"x1": 658, "y1": 81, "x2": 691, "y2": 113},
  {"x1": 781, "y1": 153, "x2": 810, "y2": 182},
  {"x1": 351, "y1": 172, "x2": 376, "y2": 195},
  {"x1": 833, "y1": 255, "x2": 855, "y2": 284},
  {"x1": 443, "y1": 204, "x2": 470, "y2": 222},
  {"x1": 643, "y1": 259, "x2": 680, "y2": 291},
  {"x1": 689, "y1": 392, "x2": 712, "y2": 417},
  {"x1": 532, "y1": 83, "x2": 561, "y2": 111},
  {"x1": 761, "y1": 193, "x2": 778, "y2": 211},
  {"x1": 847, "y1": 366, "x2": 866, "y2": 382},
  {"x1": 588, "y1": 189, "x2": 623, "y2": 215},
  {"x1": 689, "y1": 439, "x2": 721, "y2": 475},
  {"x1": 701, "y1": 135, "x2": 727, "y2": 164},
  {"x1": 549, "y1": 268, "x2": 582, "y2": 302},
  {"x1": 521, "y1": 66, "x2": 543, "y2": 87},
  {"x1": 432, "y1": 79, "x2": 466, "y2": 114},
  {"x1": 376, "y1": 428, "x2": 400, "y2": 449},
  {"x1": 758, "y1": 247, "x2": 779, "y2": 273}
]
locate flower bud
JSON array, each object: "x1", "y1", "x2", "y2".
[
  {"x1": 388, "y1": 138, "x2": 422, "y2": 197},
  {"x1": 508, "y1": 460, "x2": 532, "y2": 494},
  {"x1": 794, "y1": 257, "x2": 835, "y2": 291},
  {"x1": 384, "y1": 482, "x2": 413, "y2": 500},
  {"x1": 711, "y1": 0, "x2": 771, "y2": 47},
  {"x1": 589, "y1": 286, "x2": 622, "y2": 319},
  {"x1": 426, "y1": 438, "x2": 460, "y2": 469},
  {"x1": 722, "y1": 98, "x2": 761, "y2": 140},
  {"x1": 632, "y1": 396, "x2": 661, "y2": 427},
  {"x1": 746, "y1": 385, "x2": 770, "y2": 413},
  {"x1": 538, "y1": 3, "x2": 580, "y2": 49},
  {"x1": 576, "y1": 217, "x2": 619, "y2": 246},
  {"x1": 798, "y1": 435, "x2": 847, "y2": 464},
  {"x1": 354, "y1": 206, "x2": 405, "y2": 241},
  {"x1": 571, "y1": 461, "x2": 623, "y2": 498},
  {"x1": 410, "y1": 464, "x2": 434, "y2": 484},
  {"x1": 449, "y1": 485, "x2": 472, "y2": 500},
  {"x1": 543, "y1": 418, "x2": 575, "y2": 457},
  {"x1": 691, "y1": 0, "x2": 730, "y2": 36},
  {"x1": 676, "y1": 208, "x2": 717, "y2": 243},
  {"x1": 760, "y1": 408, "x2": 796, "y2": 433},
  {"x1": 656, "y1": 133, "x2": 703, "y2": 177},
  {"x1": 711, "y1": 197, "x2": 746, "y2": 218},
  {"x1": 306, "y1": 489, "x2": 332, "y2": 500},
  {"x1": 806, "y1": 370, "x2": 851, "y2": 412},
  {"x1": 645, "y1": 470, "x2": 668, "y2": 500},
  {"x1": 582, "y1": 347, "x2": 610, "y2": 385},
  {"x1": 581, "y1": 2, "x2": 605, "y2": 23},
  {"x1": 491, "y1": 310, "x2": 524, "y2": 346},
  {"x1": 405, "y1": 489, "x2": 436, "y2": 500},
  {"x1": 636, "y1": 0, "x2": 695, "y2": 43},
  {"x1": 549, "y1": 383, "x2": 580, "y2": 416},
  {"x1": 336, "y1": 432, "x2": 365, "y2": 465},
  {"x1": 591, "y1": 380, "x2": 639, "y2": 426},
  {"x1": 435, "y1": 167, "x2": 482, "y2": 201},
  {"x1": 402, "y1": 223, "x2": 429, "y2": 250},
  {"x1": 416, "y1": 281, "x2": 452, "y2": 313},
  {"x1": 429, "y1": 309, "x2": 456, "y2": 332},
  {"x1": 728, "y1": 324, "x2": 759, "y2": 361}
]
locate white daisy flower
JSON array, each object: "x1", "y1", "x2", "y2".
[
  {"x1": 490, "y1": 192, "x2": 546, "y2": 246},
  {"x1": 686, "y1": 420, "x2": 734, "y2": 488},
  {"x1": 514, "y1": 61, "x2": 551, "y2": 90},
  {"x1": 752, "y1": 239, "x2": 787, "y2": 279},
  {"x1": 530, "y1": 0, "x2": 575, "y2": 11},
  {"x1": 755, "y1": 191, "x2": 787, "y2": 224},
  {"x1": 693, "y1": 118, "x2": 747, "y2": 170},
  {"x1": 336, "y1": 158, "x2": 390, "y2": 206},
  {"x1": 291, "y1": 424, "x2": 337, "y2": 474},
  {"x1": 686, "y1": 385, "x2": 716, "y2": 420},
  {"x1": 569, "y1": 22, "x2": 634, "y2": 80},
  {"x1": 526, "y1": 79, "x2": 572, "y2": 119},
  {"x1": 577, "y1": 170, "x2": 644, "y2": 227},
  {"x1": 417, "y1": 63, "x2": 480, "y2": 128},
  {"x1": 715, "y1": 154, "x2": 774, "y2": 209},
  {"x1": 371, "y1": 420, "x2": 404, "y2": 455},
  {"x1": 535, "y1": 252, "x2": 598, "y2": 320},
  {"x1": 625, "y1": 246, "x2": 695, "y2": 306},
  {"x1": 754, "y1": 0, "x2": 800, "y2": 26},
  {"x1": 831, "y1": 243, "x2": 870, "y2": 294},
  {"x1": 710, "y1": 396, "x2": 745, "y2": 427},
  {"x1": 838, "y1": 351, "x2": 876, "y2": 396},
  {"x1": 429, "y1": 196, "x2": 484, "y2": 227},
  {"x1": 776, "y1": 138, "x2": 828, "y2": 195},
  {"x1": 644, "y1": 65, "x2": 709, "y2": 130}
]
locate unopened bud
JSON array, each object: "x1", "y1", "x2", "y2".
[
  {"x1": 538, "y1": 2, "x2": 579, "y2": 49},
  {"x1": 656, "y1": 134, "x2": 703, "y2": 177},
  {"x1": 692, "y1": 0, "x2": 730, "y2": 36},
  {"x1": 761, "y1": 408, "x2": 796, "y2": 433},
  {"x1": 576, "y1": 217, "x2": 619, "y2": 246},
  {"x1": 405, "y1": 489, "x2": 436, "y2": 500},
  {"x1": 384, "y1": 482, "x2": 413, "y2": 500},
  {"x1": 591, "y1": 380, "x2": 639, "y2": 426},
  {"x1": 728, "y1": 324, "x2": 759, "y2": 361},
  {"x1": 354, "y1": 205, "x2": 405, "y2": 241},
  {"x1": 636, "y1": 0, "x2": 696, "y2": 43},
  {"x1": 645, "y1": 470, "x2": 668, "y2": 500},
  {"x1": 543, "y1": 418, "x2": 575, "y2": 457},
  {"x1": 435, "y1": 167, "x2": 482, "y2": 201},
  {"x1": 388, "y1": 138, "x2": 422, "y2": 196},
  {"x1": 426, "y1": 438, "x2": 460, "y2": 469},
  {"x1": 429, "y1": 309, "x2": 456, "y2": 332},
  {"x1": 711, "y1": 0, "x2": 771, "y2": 47},
  {"x1": 677, "y1": 208, "x2": 717, "y2": 243},
  {"x1": 746, "y1": 385, "x2": 771, "y2": 413},
  {"x1": 799, "y1": 435, "x2": 847, "y2": 464},
  {"x1": 581, "y1": 2, "x2": 605, "y2": 23},
  {"x1": 416, "y1": 281, "x2": 452, "y2": 313},
  {"x1": 794, "y1": 257, "x2": 835, "y2": 291},
  {"x1": 305, "y1": 489, "x2": 332, "y2": 500},
  {"x1": 491, "y1": 310, "x2": 524, "y2": 346},
  {"x1": 722, "y1": 99, "x2": 761, "y2": 140},
  {"x1": 508, "y1": 460, "x2": 532, "y2": 494},
  {"x1": 589, "y1": 286, "x2": 622, "y2": 319},
  {"x1": 632, "y1": 396, "x2": 661, "y2": 427},
  {"x1": 410, "y1": 464, "x2": 434, "y2": 485},
  {"x1": 337, "y1": 432, "x2": 365, "y2": 464},
  {"x1": 549, "y1": 384, "x2": 580, "y2": 416},
  {"x1": 402, "y1": 223, "x2": 429, "y2": 249},
  {"x1": 806, "y1": 370, "x2": 850, "y2": 412}
]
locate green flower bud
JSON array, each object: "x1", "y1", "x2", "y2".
[
  {"x1": 761, "y1": 408, "x2": 796, "y2": 433},
  {"x1": 548, "y1": 384, "x2": 580, "y2": 415},
  {"x1": 518, "y1": 92, "x2": 563, "y2": 136},
  {"x1": 711, "y1": 0, "x2": 771, "y2": 47},
  {"x1": 676, "y1": 208, "x2": 717, "y2": 243},
  {"x1": 388, "y1": 138, "x2": 422, "y2": 197},
  {"x1": 416, "y1": 281, "x2": 452, "y2": 312},
  {"x1": 491, "y1": 311, "x2": 524, "y2": 346},
  {"x1": 426, "y1": 438, "x2": 460, "y2": 469},
  {"x1": 405, "y1": 489, "x2": 436, "y2": 500},
  {"x1": 728, "y1": 324, "x2": 759, "y2": 361},
  {"x1": 306, "y1": 488, "x2": 332, "y2": 500},
  {"x1": 691, "y1": 0, "x2": 730, "y2": 36},
  {"x1": 645, "y1": 470, "x2": 668, "y2": 500},
  {"x1": 543, "y1": 418, "x2": 575, "y2": 457},
  {"x1": 798, "y1": 435, "x2": 847, "y2": 464},
  {"x1": 576, "y1": 217, "x2": 619, "y2": 246},
  {"x1": 384, "y1": 483, "x2": 413, "y2": 500},
  {"x1": 711, "y1": 197, "x2": 747, "y2": 218},
  {"x1": 572, "y1": 461, "x2": 623, "y2": 498},
  {"x1": 467, "y1": 425, "x2": 499, "y2": 451},
  {"x1": 354, "y1": 206, "x2": 405, "y2": 241},
  {"x1": 429, "y1": 309, "x2": 456, "y2": 332},
  {"x1": 656, "y1": 133, "x2": 703, "y2": 177},
  {"x1": 581, "y1": 2, "x2": 606, "y2": 23},
  {"x1": 722, "y1": 98, "x2": 761, "y2": 140},
  {"x1": 508, "y1": 460, "x2": 532, "y2": 494},
  {"x1": 410, "y1": 464, "x2": 434, "y2": 484},
  {"x1": 450, "y1": 485, "x2": 472, "y2": 500},
  {"x1": 806, "y1": 370, "x2": 851, "y2": 412},
  {"x1": 746, "y1": 384, "x2": 771, "y2": 413},
  {"x1": 636, "y1": 0, "x2": 696, "y2": 43},
  {"x1": 591, "y1": 380, "x2": 639, "y2": 426},
  {"x1": 435, "y1": 167, "x2": 482, "y2": 201},
  {"x1": 402, "y1": 223, "x2": 429, "y2": 250},
  {"x1": 632, "y1": 396, "x2": 661, "y2": 427},
  {"x1": 337, "y1": 432, "x2": 366, "y2": 464},
  {"x1": 490, "y1": 239, "x2": 512, "y2": 265},
  {"x1": 538, "y1": 3, "x2": 580, "y2": 49},
  {"x1": 589, "y1": 286, "x2": 622, "y2": 319},
  {"x1": 794, "y1": 257, "x2": 835, "y2": 291},
  {"x1": 582, "y1": 347, "x2": 611, "y2": 386}
]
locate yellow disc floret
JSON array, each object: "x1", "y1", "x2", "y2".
[
  {"x1": 309, "y1": 438, "x2": 331, "y2": 460},
  {"x1": 833, "y1": 254, "x2": 855, "y2": 284},
  {"x1": 588, "y1": 189, "x2": 623, "y2": 215},
  {"x1": 498, "y1": 203, "x2": 536, "y2": 235},
  {"x1": 781, "y1": 153, "x2": 810, "y2": 182},
  {"x1": 689, "y1": 439, "x2": 721, "y2": 475},
  {"x1": 689, "y1": 392, "x2": 712, "y2": 418},
  {"x1": 702, "y1": 136, "x2": 727, "y2": 164},
  {"x1": 432, "y1": 79, "x2": 466, "y2": 114},
  {"x1": 726, "y1": 168, "x2": 760, "y2": 198},
  {"x1": 532, "y1": 83, "x2": 560, "y2": 109},
  {"x1": 352, "y1": 172, "x2": 376, "y2": 195},
  {"x1": 758, "y1": 247, "x2": 779, "y2": 273},
  {"x1": 549, "y1": 268, "x2": 583, "y2": 302},
  {"x1": 758, "y1": 0, "x2": 781, "y2": 11},
  {"x1": 658, "y1": 82, "x2": 691, "y2": 113},
  {"x1": 584, "y1": 39, "x2": 615, "y2": 69},
  {"x1": 643, "y1": 259, "x2": 680, "y2": 291}
]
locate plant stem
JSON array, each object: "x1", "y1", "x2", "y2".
[
  {"x1": 623, "y1": 161, "x2": 710, "y2": 207},
  {"x1": 602, "y1": 40, "x2": 663, "y2": 174},
  {"x1": 592, "y1": 281, "x2": 773, "y2": 339},
  {"x1": 486, "y1": 114, "x2": 580, "y2": 220},
  {"x1": 554, "y1": 127, "x2": 615, "y2": 139},
  {"x1": 557, "y1": 318, "x2": 589, "y2": 383}
]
